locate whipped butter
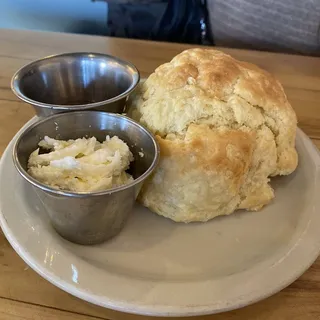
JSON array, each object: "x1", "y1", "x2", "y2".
[{"x1": 28, "y1": 135, "x2": 134, "y2": 192}]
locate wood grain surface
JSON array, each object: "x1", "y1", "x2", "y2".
[{"x1": 0, "y1": 28, "x2": 320, "y2": 320}]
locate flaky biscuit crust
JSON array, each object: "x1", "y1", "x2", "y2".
[{"x1": 127, "y1": 48, "x2": 298, "y2": 222}]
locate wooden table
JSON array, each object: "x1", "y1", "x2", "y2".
[{"x1": 0, "y1": 28, "x2": 320, "y2": 320}]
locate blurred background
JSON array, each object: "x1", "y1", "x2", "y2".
[
  {"x1": 0, "y1": 0, "x2": 319, "y2": 56},
  {"x1": 0, "y1": 0, "x2": 107, "y2": 35}
]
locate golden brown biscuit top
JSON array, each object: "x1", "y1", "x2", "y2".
[
  {"x1": 155, "y1": 48, "x2": 290, "y2": 111},
  {"x1": 127, "y1": 48, "x2": 298, "y2": 175}
]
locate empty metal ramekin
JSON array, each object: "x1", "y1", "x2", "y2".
[{"x1": 11, "y1": 52, "x2": 140, "y2": 117}]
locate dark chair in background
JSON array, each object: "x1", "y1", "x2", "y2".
[{"x1": 103, "y1": 0, "x2": 212, "y2": 45}]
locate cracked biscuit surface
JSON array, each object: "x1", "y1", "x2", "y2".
[{"x1": 127, "y1": 48, "x2": 298, "y2": 222}]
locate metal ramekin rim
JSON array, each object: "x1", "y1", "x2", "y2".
[
  {"x1": 12, "y1": 111, "x2": 160, "y2": 198},
  {"x1": 11, "y1": 52, "x2": 140, "y2": 110}
]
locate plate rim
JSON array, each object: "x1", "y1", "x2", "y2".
[{"x1": 1, "y1": 119, "x2": 320, "y2": 317}]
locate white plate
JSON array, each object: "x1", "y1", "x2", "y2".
[{"x1": 1, "y1": 118, "x2": 320, "y2": 317}]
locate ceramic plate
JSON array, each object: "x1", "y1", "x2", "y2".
[{"x1": 1, "y1": 118, "x2": 320, "y2": 317}]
